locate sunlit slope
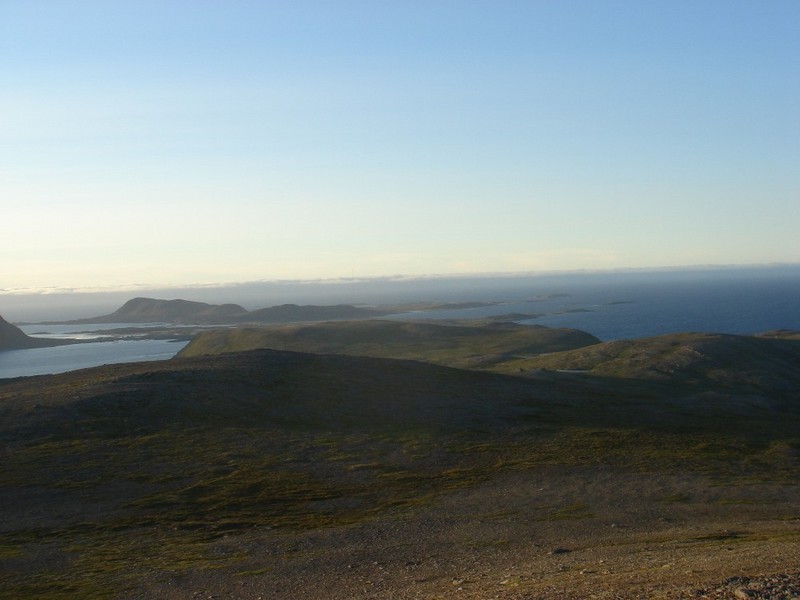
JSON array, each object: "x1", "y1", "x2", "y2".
[
  {"x1": 177, "y1": 319, "x2": 600, "y2": 369},
  {"x1": 68, "y1": 297, "x2": 248, "y2": 324},
  {"x1": 501, "y1": 331, "x2": 800, "y2": 393},
  {"x1": 64, "y1": 297, "x2": 393, "y2": 325}
]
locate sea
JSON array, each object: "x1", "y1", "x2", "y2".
[{"x1": 1, "y1": 265, "x2": 798, "y2": 379}]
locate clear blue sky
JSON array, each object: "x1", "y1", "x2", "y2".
[{"x1": 2, "y1": 1, "x2": 798, "y2": 293}]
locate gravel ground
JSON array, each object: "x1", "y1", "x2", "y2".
[
  {"x1": 132, "y1": 467, "x2": 800, "y2": 600},
  {"x1": 678, "y1": 573, "x2": 800, "y2": 599}
]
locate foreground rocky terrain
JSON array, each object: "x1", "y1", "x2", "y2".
[{"x1": 1, "y1": 327, "x2": 799, "y2": 599}]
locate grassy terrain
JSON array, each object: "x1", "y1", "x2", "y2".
[
  {"x1": 496, "y1": 331, "x2": 800, "y2": 395},
  {"x1": 177, "y1": 319, "x2": 600, "y2": 370},
  {"x1": 2, "y1": 341, "x2": 799, "y2": 598}
]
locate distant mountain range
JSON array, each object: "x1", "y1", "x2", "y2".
[{"x1": 63, "y1": 297, "x2": 393, "y2": 325}]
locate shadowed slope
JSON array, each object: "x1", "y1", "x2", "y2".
[
  {"x1": 0, "y1": 350, "x2": 547, "y2": 439},
  {"x1": 0, "y1": 315, "x2": 73, "y2": 351}
]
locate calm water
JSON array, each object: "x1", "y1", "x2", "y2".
[
  {"x1": 2, "y1": 266, "x2": 798, "y2": 379},
  {"x1": 0, "y1": 322, "x2": 188, "y2": 379},
  {"x1": 388, "y1": 267, "x2": 800, "y2": 341}
]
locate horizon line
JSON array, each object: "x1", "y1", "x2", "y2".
[{"x1": 2, "y1": 261, "x2": 798, "y2": 297}]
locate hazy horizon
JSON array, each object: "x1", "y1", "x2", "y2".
[
  {"x1": 3, "y1": 262, "x2": 798, "y2": 323},
  {"x1": 3, "y1": 2, "x2": 798, "y2": 292}
]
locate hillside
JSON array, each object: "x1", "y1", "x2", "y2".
[
  {"x1": 758, "y1": 329, "x2": 800, "y2": 341},
  {"x1": 69, "y1": 297, "x2": 249, "y2": 324},
  {"x1": 2, "y1": 346, "x2": 799, "y2": 599},
  {"x1": 177, "y1": 319, "x2": 601, "y2": 369},
  {"x1": 0, "y1": 315, "x2": 73, "y2": 351},
  {"x1": 499, "y1": 331, "x2": 800, "y2": 396},
  {"x1": 240, "y1": 302, "x2": 388, "y2": 323},
  {"x1": 64, "y1": 297, "x2": 397, "y2": 325}
]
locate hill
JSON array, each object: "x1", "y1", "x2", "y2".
[
  {"x1": 2, "y1": 346, "x2": 799, "y2": 599},
  {"x1": 177, "y1": 318, "x2": 601, "y2": 369},
  {"x1": 240, "y1": 302, "x2": 388, "y2": 323},
  {"x1": 0, "y1": 315, "x2": 74, "y2": 351},
  {"x1": 63, "y1": 297, "x2": 397, "y2": 325},
  {"x1": 68, "y1": 297, "x2": 249, "y2": 324},
  {"x1": 758, "y1": 329, "x2": 800, "y2": 341},
  {"x1": 498, "y1": 331, "x2": 800, "y2": 397}
]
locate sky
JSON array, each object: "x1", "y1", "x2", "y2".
[{"x1": 2, "y1": 0, "x2": 798, "y2": 294}]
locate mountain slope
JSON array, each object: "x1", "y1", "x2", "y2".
[
  {"x1": 71, "y1": 297, "x2": 248, "y2": 324},
  {"x1": 502, "y1": 331, "x2": 800, "y2": 394},
  {"x1": 64, "y1": 297, "x2": 393, "y2": 325},
  {"x1": 0, "y1": 315, "x2": 72, "y2": 351}
]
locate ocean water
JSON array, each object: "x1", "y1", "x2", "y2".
[
  {"x1": 388, "y1": 266, "x2": 800, "y2": 341},
  {"x1": 1, "y1": 265, "x2": 798, "y2": 379},
  {"x1": 0, "y1": 339, "x2": 188, "y2": 379}
]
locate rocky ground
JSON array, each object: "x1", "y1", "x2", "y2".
[
  {"x1": 679, "y1": 573, "x2": 800, "y2": 600},
  {"x1": 131, "y1": 467, "x2": 800, "y2": 600}
]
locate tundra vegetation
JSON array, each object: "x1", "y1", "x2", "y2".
[{"x1": 1, "y1": 320, "x2": 799, "y2": 599}]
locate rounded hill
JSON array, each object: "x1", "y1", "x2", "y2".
[{"x1": 177, "y1": 319, "x2": 601, "y2": 370}]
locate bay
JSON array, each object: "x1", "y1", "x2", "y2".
[
  {"x1": 0, "y1": 322, "x2": 189, "y2": 379},
  {"x1": 0, "y1": 339, "x2": 188, "y2": 379}
]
